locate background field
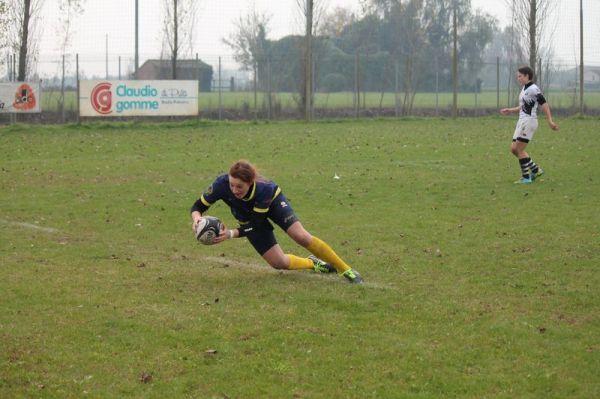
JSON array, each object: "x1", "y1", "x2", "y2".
[
  {"x1": 1, "y1": 118, "x2": 599, "y2": 398},
  {"x1": 38, "y1": 89, "x2": 600, "y2": 115}
]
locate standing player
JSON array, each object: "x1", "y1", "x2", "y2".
[
  {"x1": 190, "y1": 160, "x2": 363, "y2": 284},
  {"x1": 500, "y1": 65, "x2": 559, "y2": 184}
]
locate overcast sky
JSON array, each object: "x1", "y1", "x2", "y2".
[{"x1": 34, "y1": 0, "x2": 600, "y2": 77}]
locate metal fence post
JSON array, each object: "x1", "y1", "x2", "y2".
[
  {"x1": 354, "y1": 53, "x2": 359, "y2": 118},
  {"x1": 267, "y1": 57, "x2": 272, "y2": 120},
  {"x1": 218, "y1": 56, "x2": 222, "y2": 121},
  {"x1": 579, "y1": 0, "x2": 584, "y2": 115},
  {"x1": 196, "y1": 53, "x2": 200, "y2": 121},
  {"x1": 76, "y1": 53, "x2": 80, "y2": 125},
  {"x1": 435, "y1": 56, "x2": 439, "y2": 116},
  {"x1": 9, "y1": 54, "x2": 15, "y2": 124},
  {"x1": 496, "y1": 56, "x2": 500, "y2": 109},
  {"x1": 61, "y1": 54, "x2": 65, "y2": 124},
  {"x1": 394, "y1": 59, "x2": 399, "y2": 117},
  {"x1": 253, "y1": 61, "x2": 257, "y2": 121}
]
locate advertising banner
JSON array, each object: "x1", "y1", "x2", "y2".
[
  {"x1": 0, "y1": 82, "x2": 41, "y2": 113},
  {"x1": 79, "y1": 80, "x2": 198, "y2": 117}
]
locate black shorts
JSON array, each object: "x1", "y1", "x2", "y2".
[{"x1": 245, "y1": 192, "x2": 299, "y2": 255}]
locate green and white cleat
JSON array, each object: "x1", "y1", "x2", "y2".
[
  {"x1": 531, "y1": 168, "x2": 544, "y2": 180},
  {"x1": 309, "y1": 255, "x2": 336, "y2": 273},
  {"x1": 342, "y1": 269, "x2": 364, "y2": 284}
]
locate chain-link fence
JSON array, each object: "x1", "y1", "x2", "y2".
[{"x1": 2, "y1": 52, "x2": 597, "y2": 124}]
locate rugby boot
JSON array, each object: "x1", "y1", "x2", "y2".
[{"x1": 309, "y1": 255, "x2": 336, "y2": 273}]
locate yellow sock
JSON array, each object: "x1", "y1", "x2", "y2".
[
  {"x1": 306, "y1": 236, "x2": 351, "y2": 273},
  {"x1": 286, "y1": 254, "x2": 314, "y2": 270}
]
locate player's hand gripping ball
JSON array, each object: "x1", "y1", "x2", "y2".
[{"x1": 195, "y1": 216, "x2": 223, "y2": 245}]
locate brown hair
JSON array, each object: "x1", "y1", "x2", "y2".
[
  {"x1": 229, "y1": 160, "x2": 258, "y2": 184},
  {"x1": 518, "y1": 66, "x2": 534, "y2": 81}
]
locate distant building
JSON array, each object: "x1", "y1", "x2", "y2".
[
  {"x1": 136, "y1": 59, "x2": 213, "y2": 92},
  {"x1": 562, "y1": 66, "x2": 600, "y2": 90},
  {"x1": 583, "y1": 66, "x2": 600, "y2": 89}
]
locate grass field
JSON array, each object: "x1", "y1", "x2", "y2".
[{"x1": 1, "y1": 117, "x2": 599, "y2": 398}]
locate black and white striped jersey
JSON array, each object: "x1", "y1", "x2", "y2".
[{"x1": 519, "y1": 81, "x2": 547, "y2": 120}]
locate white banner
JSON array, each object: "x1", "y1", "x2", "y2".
[
  {"x1": 79, "y1": 80, "x2": 198, "y2": 117},
  {"x1": 0, "y1": 82, "x2": 41, "y2": 113}
]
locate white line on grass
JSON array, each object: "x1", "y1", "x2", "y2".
[
  {"x1": 391, "y1": 159, "x2": 465, "y2": 169},
  {"x1": 202, "y1": 255, "x2": 397, "y2": 291},
  {"x1": 0, "y1": 219, "x2": 61, "y2": 233},
  {"x1": 0, "y1": 218, "x2": 396, "y2": 290}
]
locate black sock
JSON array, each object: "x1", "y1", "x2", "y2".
[
  {"x1": 519, "y1": 157, "x2": 531, "y2": 179},
  {"x1": 525, "y1": 158, "x2": 539, "y2": 175},
  {"x1": 530, "y1": 161, "x2": 539, "y2": 174}
]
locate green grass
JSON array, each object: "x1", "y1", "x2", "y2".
[{"x1": 1, "y1": 117, "x2": 599, "y2": 398}]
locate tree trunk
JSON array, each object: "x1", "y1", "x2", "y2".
[
  {"x1": 452, "y1": 4, "x2": 458, "y2": 119},
  {"x1": 304, "y1": 0, "x2": 313, "y2": 121},
  {"x1": 528, "y1": 0, "x2": 537, "y2": 76},
  {"x1": 18, "y1": 0, "x2": 32, "y2": 81},
  {"x1": 172, "y1": 0, "x2": 178, "y2": 79}
]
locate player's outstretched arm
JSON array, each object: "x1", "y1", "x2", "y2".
[
  {"x1": 500, "y1": 106, "x2": 519, "y2": 115},
  {"x1": 541, "y1": 103, "x2": 559, "y2": 130}
]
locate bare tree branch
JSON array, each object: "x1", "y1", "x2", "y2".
[
  {"x1": 0, "y1": 1, "x2": 7, "y2": 50},
  {"x1": 6, "y1": 0, "x2": 44, "y2": 81},
  {"x1": 223, "y1": 9, "x2": 271, "y2": 72},
  {"x1": 505, "y1": 0, "x2": 558, "y2": 77},
  {"x1": 56, "y1": 0, "x2": 85, "y2": 56},
  {"x1": 161, "y1": 0, "x2": 199, "y2": 78}
]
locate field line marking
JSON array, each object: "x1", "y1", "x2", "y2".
[
  {"x1": 0, "y1": 220, "x2": 397, "y2": 291},
  {"x1": 201, "y1": 255, "x2": 398, "y2": 291},
  {"x1": 0, "y1": 218, "x2": 61, "y2": 233}
]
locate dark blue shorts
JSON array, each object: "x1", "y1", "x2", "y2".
[{"x1": 245, "y1": 192, "x2": 299, "y2": 255}]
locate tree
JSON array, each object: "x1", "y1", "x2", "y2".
[
  {"x1": 0, "y1": 1, "x2": 7, "y2": 79},
  {"x1": 266, "y1": 35, "x2": 304, "y2": 92},
  {"x1": 18, "y1": 0, "x2": 32, "y2": 82},
  {"x1": 506, "y1": 0, "x2": 557, "y2": 77},
  {"x1": 55, "y1": 0, "x2": 85, "y2": 121},
  {"x1": 0, "y1": 1, "x2": 7, "y2": 49},
  {"x1": 223, "y1": 8, "x2": 272, "y2": 118},
  {"x1": 161, "y1": 0, "x2": 198, "y2": 79},
  {"x1": 318, "y1": 6, "x2": 355, "y2": 38},
  {"x1": 5, "y1": 0, "x2": 44, "y2": 81},
  {"x1": 255, "y1": 0, "x2": 496, "y2": 109},
  {"x1": 383, "y1": 0, "x2": 427, "y2": 115},
  {"x1": 326, "y1": 2, "x2": 380, "y2": 114},
  {"x1": 458, "y1": 10, "x2": 496, "y2": 90},
  {"x1": 223, "y1": 9, "x2": 271, "y2": 89},
  {"x1": 56, "y1": 0, "x2": 85, "y2": 57},
  {"x1": 296, "y1": 0, "x2": 315, "y2": 120},
  {"x1": 421, "y1": 0, "x2": 471, "y2": 88}
]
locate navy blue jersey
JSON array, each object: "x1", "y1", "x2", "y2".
[
  {"x1": 195, "y1": 174, "x2": 282, "y2": 224},
  {"x1": 191, "y1": 174, "x2": 300, "y2": 254}
]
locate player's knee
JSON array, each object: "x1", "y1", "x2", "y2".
[
  {"x1": 287, "y1": 225, "x2": 312, "y2": 247},
  {"x1": 292, "y1": 232, "x2": 312, "y2": 247}
]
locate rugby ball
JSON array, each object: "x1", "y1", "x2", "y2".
[{"x1": 195, "y1": 216, "x2": 223, "y2": 245}]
